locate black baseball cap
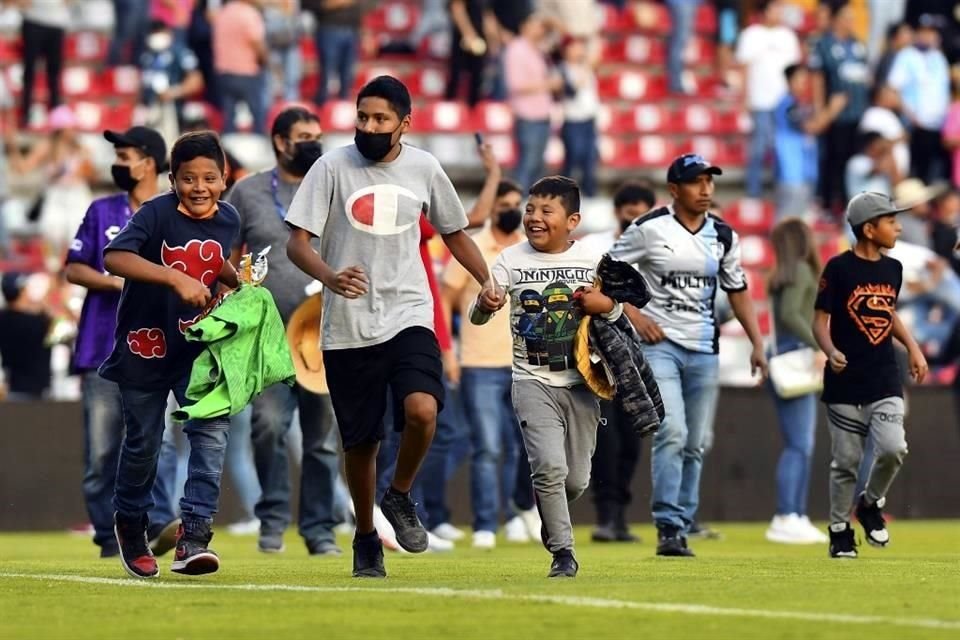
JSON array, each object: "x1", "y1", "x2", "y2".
[
  {"x1": 104, "y1": 126, "x2": 168, "y2": 172},
  {"x1": 667, "y1": 153, "x2": 723, "y2": 184}
]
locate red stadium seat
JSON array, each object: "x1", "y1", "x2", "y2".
[
  {"x1": 744, "y1": 268, "x2": 769, "y2": 301},
  {"x1": 320, "y1": 100, "x2": 358, "y2": 132},
  {"x1": 681, "y1": 104, "x2": 719, "y2": 134},
  {"x1": 363, "y1": 1, "x2": 419, "y2": 35},
  {"x1": 603, "y1": 35, "x2": 665, "y2": 65},
  {"x1": 739, "y1": 235, "x2": 775, "y2": 269},
  {"x1": 421, "y1": 100, "x2": 471, "y2": 132},
  {"x1": 634, "y1": 135, "x2": 675, "y2": 167},
  {"x1": 352, "y1": 65, "x2": 406, "y2": 94},
  {"x1": 723, "y1": 199, "x2": 775, "y2": 235},
  {"x1": 598, "y1": 135, "x2": 634, "y2": 169},
  {"x1": 627, "y1": 2, "x2": 670, "y2": 35},
  {"x1": 418, "y1": 31, "x2": 451, "y2": 61},
  {"x1": 485, "y1": 133, "x2": 516, "y2": 167},
  {"x1": 61, "y1": 67, "x2": 94, "y2": 99},
  {"x1": 300, "y1": 36, "x2": 316, "y2": 60},
  {"x1": 685, "y1": 37, "x2": 716, "y2": 65},
  {"x1": 544, "y1": 136, "x2": 564, "y2": 168},
  {"x1": 65, "y1": 32, "x2": 108, "y2": 62},
  {"x1": 695, "y1": 4, "x2": 717, "y2": 35},
  {"x1": 408, "y1": 66, "x2": 446, "y2": 100},
  {"x1": 600, "y1": 4, "x2": 631, "y2": 33},
  {"x1": 0, "y1": 37, "x2": 21, "y2": 65},
  {"x1": 473, "y1": 100, "x2": 513, "y2": 133},
  {"x1": 598, "y1": 70, "x2": 665, "y2": 102},
  {"x1": 106, "y1": 66, "x2": 141, "y2": 97}
]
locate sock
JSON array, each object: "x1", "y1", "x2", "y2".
[
  {"x1": 388, "y1": 485, "x2": 410, "y2": 498},
  {"x1": 354, "y1": 529, "x2": 379, "y2": 543}
]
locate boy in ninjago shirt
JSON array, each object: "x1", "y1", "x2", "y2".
[{"x1": 99, "y1": 131, "x2": 240, "y2": 579}]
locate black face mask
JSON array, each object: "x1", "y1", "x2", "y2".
[
  {"x1": 496, "y1": 209, "x2": 522, "y2": 233},
  {"x1": 287, "y1": 140, "x2": 323, "y2": 176},
  {"x1": 619, "y1": 218, "x2": 634, "y2": 233},
  {"x1": 355, "y1": 127, "x2": 398, "y2": 162},
  {"x1": 111, "y1": 164, "x2": 140, "y2": 192}
]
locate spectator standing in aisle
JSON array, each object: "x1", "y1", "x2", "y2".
[
  {"x1": 226, "y1": 106, "x2": 341, "y2": 556},
  {"x1": 735, "y1": 0, "x2": 801, "y2": 200},
  {"x1": 138, "y1": 21, "x2": 205, "y2": 145},
  {"x1": 303, "y1": 0, "x2": 368, "y2": 105},
  {"x1": 712, "y1": 0, "x2": 740, "y2": 91},
  {"x1": 586, "y1": 181, "x2": 656, "y2": 543},
  {"x1": 186, "y1": 0, "x2": 221, "y2": 107},
  {"x1": 18, "y1": 0, "x2": 69, "y2": 126},
  {"x1": 0, "y1": 272, "x2": 51, "y2": 400},
  {"x1": 263, "y1": 0, "x2": 302, "y2": 103},
  {"x1": 109, "y1": 0, "x2": 150, "y2": 66},
  {"x1": 64, "y1": 126, "x2": 181, "y2": 560},
  {"x1": 774, "y1": 64, "x2": 846, "y2": 220},
  {"x1": 845, "y1": 131, "x2": 900, "y2": 198},
  {"x1": 558, "y1": 36, "x2": 599, "y2": 198},
  {"x1": 859, "y1": 85, "x2": 909, "y2": 179},
  {"x1": 212, "y1": 0, "x2": 268, "y2": 134},
  {"x1": 887, "y1": 14, "x2": 951, "y2": 184},
  {"x1": 873, "y1": 22, "x2": 912, "y2": 88},
  {"x1": 446, "y1": 0, "x2": 493, "y2": 107},
  {"x1": 810, "y1": 2, "x2": 870, "y2": 215},
  {"x1": 610, "y1": 154, "x2": 768, "y2": 557},
  {"x1": 665, "y1": 0, "x2": 702, "y2": 95},
  {"x1": 504, "y1": 12, "x2": 559, "y2": 191}
]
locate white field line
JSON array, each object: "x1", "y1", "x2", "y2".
[{"x1": 1, "y1": 572, "x2": 959, "y2": 631}]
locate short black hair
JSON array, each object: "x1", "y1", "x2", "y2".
[
  {"x1": 357, "y1": 75, "x2": 412, "y2": 119},
  {"x1": 784, "y1": 63, "x2": 806, "y2": 82},
  {"x1": 529, "y1": 176, "x2": 580, "y2": 216},
  {"x1": 170, "y1": 131, "x2": 225, "y2": 176},
  {"x1": 851, "y1": 221, "x2": 867, "y2": 241},
  {"x1": 828, "y1": 0, "x2": 849, "y2": 18},
  {"x1": 496, "y1": 178, "x2": 523, "y2": 199},
  {"x1": 858, "y1": 130, "x2": 884, "y2": 152},
  {"x1": 886, "y1": 21, "x2": 908, "y2": 41},
  {"x1": 271, "y1": 106, "x2": 320, "y2": 157},
  {"x1": 613, "y1": 181, "x2": 656, "y2": 210}
]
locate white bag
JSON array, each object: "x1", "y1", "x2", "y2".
[{"x1": 768, "y1": 347, "x2": 823, "y2": 399}]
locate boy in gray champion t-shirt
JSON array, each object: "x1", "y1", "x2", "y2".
[{"x1": 286, "y1": 76, "x2": 504, "y2": 578}]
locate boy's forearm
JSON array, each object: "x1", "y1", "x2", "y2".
[
  {"x1": 442, "y1": 230, "x2": 491, "y2": 287},
  {"x1": 64, "y1": 262, "x2": 122, "y2": 292},
  {"x1": 812, "y1": 311, "x2": 835, "y2": 355},
  {"x1": 218, "y1": 261, "x2": 239, "y2": 288},
  {"x1": 892, "y1": 311, "x2": 920, "y2": 352},
  {"x1": 728, "y1": 289, "x2": 763, "y2": 349},
  {"x1": 286, "y1": 229, "x2": 336, "y2": 287},
  {"x1": 103, "y1": 250, "x2": 173, "y2": 288}
]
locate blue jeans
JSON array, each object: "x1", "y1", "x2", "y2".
[
  {"x1": 225, "y1": 405, "x2": 260, "y2": 520},
  {"x1": 666, "y1": 0, "x2": 700, "y2": 93},
  {"x1": 513, "y1": 118, "x2": 550, "y2": 191},
  {"x1": 269, "y1": 45, "x2": 301, "y2": 102},
  {"x1": 108, "y1": 0, "x2": 148, "y2": 65},
  {"x1": 561, "y1": 119, "x2": 598, "y2": 197},
  {"x1": 766, "y1": 336, "x2": 817, "y2": 516},
  {"x1": 642, "y1": 340, "x2": 719, "y2": 531},
  {"x1": 218, "y1": 72, "x2": 267, "y2": 135},
  {"x1": 461, "y1": 368, "x2": 521, "y2": 532},
  {"x1": 315, "y1": 26, "x2": 358, "y2": 104},
  {"x1": 747, "y1": 110, "x2": 775, "y2": 197},
  {"x1": 251, "y1": 383, "x2": 340, "y2": 544},
  {"x1": 82, "y1": 372, "x2": 177, "y2": 548},
  {"x1": 113, "y1": 379, "x2": 230, "y2": 524}
]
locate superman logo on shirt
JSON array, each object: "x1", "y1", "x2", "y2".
[{"x1": 846, "y1": 283, "x2": 897, "y2": 345}]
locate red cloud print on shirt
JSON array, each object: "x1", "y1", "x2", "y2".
[
  {"x1": 127, "y1": 328, "x2": 167, "y2": 359},
  {"x1": 161, "y1": 239, "x2": 224, "y2": 286}
]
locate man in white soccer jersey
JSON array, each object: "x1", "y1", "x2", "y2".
[
  {"x1": 285, "y1": 76, "x2": 502, "y2": 578},
  {"x1": 609, "y1": 153, "x2": 768, "y2": 557}
]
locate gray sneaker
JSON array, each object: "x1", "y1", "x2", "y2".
[
  {"x1": 258, "y1": 533, "x2": 285, "y2": 554},
  {"x1": 379, "y1": 487, "x2": 428, "y2": 553},
  {"x1": 307, "y1": 539, "x2": 343, "y2": 556}
]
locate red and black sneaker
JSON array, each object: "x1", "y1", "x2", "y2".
[
  {"x1": 113, "y1": 512, "x2": 159, "y2": 579},
  {"x1": 171, "y1": 520, "x2": 220, "y2": 576}
]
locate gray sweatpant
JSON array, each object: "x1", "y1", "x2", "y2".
[
  {"x1": 512, "y1": 379, "x2": 601, "y2": 554},
  {"x1": 826, "y1": 397, "x2": 908, "y2": 525}
]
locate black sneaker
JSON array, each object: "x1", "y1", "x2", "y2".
[
  {"x1": 171, "y1": 521, "x2": 220, "y2": 575},
  {"x1": 591, "y1": 523, "x2": 618, "y2": 542},
  {"x1": 113, "y1": 512, "x2": 159, "y2": 579},
  {"x1": 656, "y1": 526, "x2": 695, "y2": 557},
  {"x1": 258, "y1": 533, "x2": 286, "y2": 554},
  {"x1": 379, "y1": 487, "x2": 428, "y2": 553},
  {"x1": 854, "y1": 494, "x2": 889, "y2": 547},
  {"x1": 548, "y1": 549, "x2": 579, "y2": 578},
  {"x1": 829, "y1": 522, "x2": 858, "y2": 558},
  {"x1": 352, "y1": 532, "x2": 386, "y2": 578},
  {"x1": 147, "y1": 518, "x2": 181, "y2": 556}
]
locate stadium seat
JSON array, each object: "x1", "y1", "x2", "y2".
[
  {"x1": 417, "y1": 31, "x2": 451, "y2": 61},
  {"x1": 634, "y1": 135, "x2": 675, "y2": 168},
  {"x1": 625, "y1": 103, "x2": 670, "y2": 134},
  {"x1": 602, "y1": 35, "x2": 665, "y2": 65},
  {"x1": 600, "y1": 4, "x2": 631, "y2": 33},
  {"x1": 408, "y1": 66, "x2": 446, "y2": 100},
  {"x1": 352, "y1": 65, "x2": 406, "y2": 94},
  {"x1": 106, "y1": 66, "x2": 141, "y2": 97},
  {"x1": 744, "y1": 268, "x2": 768, "y2": 302},
  {"x1": 421, "y1": 100, "x2": 471, "y2": 133},
  {"x1": 723, "y1": 199, "x2": 775, "y2": 235},
  {"x1": 598, "y1": 70, "x2": 665, "y2": 102},
  {"x1": 64, "y1": 32, "x2": 108, "y2": 63},
  {"x1": 627, "y1": 2, "x2": 670, "y2": 36},
  {"x1": 739, "y1": 235, "x2": 775, "y2": 269},
  {"x1": 61, "y1": 67, "x2": 94, "y2": 100},
  {"x1": 320, "y1": 100, "x2": 358, "y2": 133},
  {"x1": 694, "y1": 4, "x2": 717, "y2": 36},
  {"x1": 363, "y1": 1, "x2": 419, "y2": 35},
  {"x1": 485, "y1": 133, "x2": 516, "y2": 167},
  {"x1": 0, "y1": 37, "x2": 20, "y2": 65},
  {"x1": 473, "y1": 100, "x2": 513, "y2": 134},
  {"x1": 545, "y1": 136, "x2": 564, "y2": 168}
]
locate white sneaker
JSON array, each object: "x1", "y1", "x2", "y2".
[
  {"x1": 796, "y1": 515, "x2": 829, "y2": 543},
  {"x1": 426, "y1": 532, "x2": 455, "y2": 552},
  {"x1": 517, "y1": 507, "x2": 541, "y2": 540},
  {"x1": 472, "y1": 530, "x2": 496, "y2": 549},
  {"x1": 333, "y1": 522, "x2": 355, "y2": 537},
  {"x1": 431, "y1": 522, "x2": 466, "y2": 542},
  {"x1": 504, "y1": 516, "x2": 530, "y2": 543},
  {"x1": 226, "y1": 518, "x2": 260, "y2": 536},
  {"x1": 765, "y1": 513, "x2": 822, "y2": 545},
  {"x1": 373, "y1": 505, "x2": 403, "y2": 552}
]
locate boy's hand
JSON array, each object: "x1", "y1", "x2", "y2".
[
  {"x1": 828, "y1": 349, "x2": 847, "y2": 373},
  {"x1": 750, "y1": 344, "x2": 769, "y2": 380},
  {"x1": 908, "y1": 346, "x2": 928, "y2": 383},
  {"x1": 326, "y1": 266, "x2": 368, "y2": 299},
  {"x1": 627, "y1": 308, "x2": 666, "y2": 344},
  {"x1": 168, "y1": 269, "x2": 211, "y2": 307},
  {"x1": 442, "y1": 349, "x2": 461, "y2": 387},
  {"x1": 477, "y1": 280, "x2": 505, "y2": 313},
  {"x1": 575, "y1": 286, "x2": 615, "y2": 316}
]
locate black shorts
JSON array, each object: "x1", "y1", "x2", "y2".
[{"x1": 324, "y1": 326, "x2": 445, "y2": 451}]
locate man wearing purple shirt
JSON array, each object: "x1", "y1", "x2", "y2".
[{"x1": 65, "y1": 126, "x2": 180, "y2": 559}]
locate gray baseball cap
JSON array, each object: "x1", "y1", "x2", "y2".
[{"x1": 846, "y1": 191, "x2": 910, "y2": 227}]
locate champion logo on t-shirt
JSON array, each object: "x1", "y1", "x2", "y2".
[
  {"x1": 127, "y1": 328, "x2": 166, "y2": 359},
  {"x1": 344, "y1": 184, "x2": 423, "y2": 236},
  {"x1": 161, "y1": 239, "x2": 225, "y2": 287}
]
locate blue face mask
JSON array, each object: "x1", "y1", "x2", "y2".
[{"x1": 915, "y1": 42, "x2": 931, "y2": 52}]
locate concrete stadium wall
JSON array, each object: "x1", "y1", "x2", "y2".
[{"x1": 2, "y1": 388, "x2": 959, "y2": 531}]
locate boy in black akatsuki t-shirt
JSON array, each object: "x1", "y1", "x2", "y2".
[
  {"x1": 100, "y1": 131, "x2": 240, "y2": 578},
  {"x1": 813, "y1": 192, "x2": 928, "y2": 559}
]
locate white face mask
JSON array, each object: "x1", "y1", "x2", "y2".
[{"x1": 147, "y1": 32, "x2": 173, "y2": 52}]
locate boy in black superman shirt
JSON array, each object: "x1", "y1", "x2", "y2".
[
  {"x1": 813, "y1": 192, "x2": 928, "y2": 560},
  {"x1": 99, "y1": 131, "x2": 240, "y2": 578}
]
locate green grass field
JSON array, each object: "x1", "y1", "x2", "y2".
[{"x1": 1, "y1": 521, "x2": 958, "y2": 639}]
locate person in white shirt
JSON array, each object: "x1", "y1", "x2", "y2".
[
  {"x1": 609, "y1": 154, "x2": 768, "y2": 557},
  {"x1": 735, "y1": 0, "x2": 801, "y2": 198}
]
